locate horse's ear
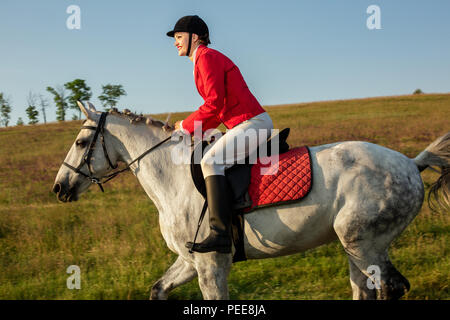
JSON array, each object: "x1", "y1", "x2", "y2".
[
  {"x1": 163, "y1": 113, "x2": 173, "y2": 132},
  {"x1": 77, "y1": 101, "x2": 94, "y2": 120},
  {"x1": 86, "y1": 101, "x2": 97, "y2": 112}
]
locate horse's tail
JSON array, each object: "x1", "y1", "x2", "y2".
[{"x1": 414, "y1": 131, "x2": 450, "y2": 211}]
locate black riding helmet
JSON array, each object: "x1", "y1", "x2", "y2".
[{"x1": 166, "y1": 15, "x2": 211, "y2": 57}]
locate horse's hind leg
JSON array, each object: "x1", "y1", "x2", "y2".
[
  {"x1": 377, "y1": 256, "x2": 410, "y2": 300},
  {"x1": 348, "y1": 258, "x2": 377, "y2": 300},
  {"x1": 150, "y1": 256, "x2": 197, "y2": 300},
  {"x1": 346, "y1": 250, "x2": 410, "y2": 300},
  {"x1": 335, "y1": 209, "x2": 412, "y2": 300}
]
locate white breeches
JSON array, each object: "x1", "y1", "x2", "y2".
[{"x1": 200, "y1": 112, "x2": 274, "y2": 178}]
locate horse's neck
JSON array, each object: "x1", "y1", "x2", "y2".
[{"x1": 107, "y1": 119, "x2": 195, "y2": 215}]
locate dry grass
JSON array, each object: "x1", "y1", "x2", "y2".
[{"x1": 0, "y1": 93, "x2": 449, "y2": 299}]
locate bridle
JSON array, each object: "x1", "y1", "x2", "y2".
[{"x1": 63, "y1": 112, "x2": 171, "y2": 192}]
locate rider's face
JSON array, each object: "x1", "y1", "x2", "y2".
[
  {"x1": 173, "y1": 32, "x2": 198, "y2": 57},
  {"x1": 174, "y1": 32, "x2": 189, "y2": 56}
]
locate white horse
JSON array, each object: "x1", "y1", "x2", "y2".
[{"x1": 53, "y1": 102, "x2": 449, "y2": 300}]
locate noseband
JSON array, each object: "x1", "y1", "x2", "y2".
[{"x1": 63, "y1": 112, "x2": 171, "y2": 192}]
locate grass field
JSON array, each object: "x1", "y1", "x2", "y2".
[{"x1": 0, "y1": 93, "x2": 449, "y2": 300}]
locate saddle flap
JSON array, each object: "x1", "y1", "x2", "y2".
[
  {"x1": 190, "y1": 140, "x2": 209, "y2": 199},
  {"x1": 225, "y1": 164, "x2": 252, "y2": 209}
]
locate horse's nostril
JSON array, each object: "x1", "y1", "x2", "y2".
[{"x1": 53, "y1": 183, "x2": 61, "y2": 194}]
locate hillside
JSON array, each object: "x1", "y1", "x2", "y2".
[{"x1": 0, "y1": 93, "x2": 449, "y2": 299}]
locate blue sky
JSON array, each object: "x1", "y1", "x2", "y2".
[{"x1": 1, "y1": 0, "x2": 449, "y2": 124}]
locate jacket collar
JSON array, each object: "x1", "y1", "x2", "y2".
[
  {"x1": 194, "y1": 45, "x2": 207, "y2": 62},
  {"x1": 193, "y1": 45, "x2": 208, "y2": 81},
  {"x1": 192, "y1": 46, "x2": 200, "y2": 68}
]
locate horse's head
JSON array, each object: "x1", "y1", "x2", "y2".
[{"x1": 52, "y1": 101, "x2": 118, "y2": 202}]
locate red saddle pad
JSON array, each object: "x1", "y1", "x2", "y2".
[{"x1": 245, "y1": 146, "x2": 312, "y2": 212}]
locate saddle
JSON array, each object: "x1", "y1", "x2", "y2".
[{"x1": 190, "y1": 128, "x2": 313, "y2": 262}]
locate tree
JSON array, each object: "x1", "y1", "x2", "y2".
[
  {"x1": 26, "y1": 106, "x2": 39, "y2": 124},
  {"x1": 26, "y1": 91, "x2": 39, "y2": 124},
  {"x1": 65, "y1": 79, "x2": 92, "y2": 120},
  {"x1": 38, "y1": 94, "x2": 48, "y2": 124},
  {"x1": 98, "y1": 84, "x2": 127, "y2": 111},
  {"x1": 16, "y1": 117, "x2": 24, "y2": 126},
  {"x1": 413, "y1": 89, "x2": 423, "y2": 95},
  {"x1": 0, "y1": 93, "x2": 12, "y2": 127},
  {"x1": 46, "y1": 86, "x2": 68, "y2": 121}
]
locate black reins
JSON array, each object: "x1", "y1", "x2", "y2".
[{"x1": 63, "y1": 112, "x2": 171, "y2": 192}]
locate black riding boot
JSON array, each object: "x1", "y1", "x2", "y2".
[{"x1": 186, "y1": 175, "x2": 232, "y2": 254}]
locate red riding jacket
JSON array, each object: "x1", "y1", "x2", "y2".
[{"x1": 181, "y1": 45, "x2": 265, "y2": 135}]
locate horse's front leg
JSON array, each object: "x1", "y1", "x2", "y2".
[
  {"x1": 195, "y1": 253, "x2": 233, "y2": 300},
  {"x1": 150, "y1": 256, "x2": 197, "y2": 300}
]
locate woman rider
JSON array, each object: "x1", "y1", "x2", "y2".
[{"x1": 167, "y1": 15, "x2": 274, "y2": 254}]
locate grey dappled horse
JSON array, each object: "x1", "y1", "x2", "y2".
[{"x1": 53, "y1": 102, "x2": 449, "y2": 300}]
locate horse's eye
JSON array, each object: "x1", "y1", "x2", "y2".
[{"x1": 76, "y1": 139, "x2": 87, "y2": 148}]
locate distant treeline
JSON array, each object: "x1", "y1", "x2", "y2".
[{"x1": 0, "y1": 79, "x2": 126, "y2": 126}]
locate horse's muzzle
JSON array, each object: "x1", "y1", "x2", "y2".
[
  {"x1": 52, "y1": 183, "x2": 62, "y2": 194},
  {"x1": 52, "y1": 182, "x2": 78, "y2": 202}
]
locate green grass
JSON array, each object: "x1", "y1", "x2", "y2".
[{"x1": 0, "y1": 93, "x2": 449, "y2": 299}]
